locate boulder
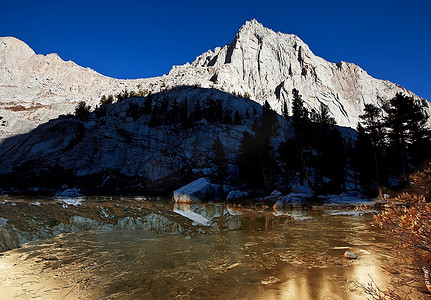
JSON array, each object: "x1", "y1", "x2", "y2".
[
  {"x1": 272, "y1": 193, "x2": 315, "y2": 209},
  {"x1": 291, "y1": 184, "x2": 313, "y2": 194},
  {"x1": 173, "y1": 178, "x2": 219, "y2": 203},
  {"x1": 344, "y1": 251, "x2": 358, "y2": 259},
  {"x1": 0, "y1": 225, "x2": 22, "y2": 252},
  {"x1": 226, "y1": 190, "x2": 249, "y2": 201},
  {"x1": 271, "y1": 190, "x2": 282, "y2": 197}
]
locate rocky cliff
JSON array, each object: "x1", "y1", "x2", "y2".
[
  {"x1": 168, "y1": 20, "x2": 429, "y2": 127},
  {"x1": 0, "y1": 37, "x2": 155, "y2": 140},
  {"x1": 0, "y1": 87, "x2": 268, "y2": 194},
  {"x1": 0, "y1": 20, "x2": 428, "y2": 141}
]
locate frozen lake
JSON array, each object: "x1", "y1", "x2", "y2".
[{"x1": 0, "y1": 196, "x2": 421, "y2": 299}]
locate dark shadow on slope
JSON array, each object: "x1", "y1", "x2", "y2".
[{"x1": 0, "y1": 85, "x2": 356, "y2": 195}]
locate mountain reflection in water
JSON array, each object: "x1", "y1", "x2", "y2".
[{"x1": 0, "y1": 196, "x2": 419, "y2": 299}]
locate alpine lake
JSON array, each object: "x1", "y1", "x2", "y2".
[{"x1": 0, "y1": 195, "x2": 427, "y2": 299}]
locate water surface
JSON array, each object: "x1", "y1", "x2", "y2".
[{"x1": 0, "y1": 196, "x2": 423, "y2": 299}]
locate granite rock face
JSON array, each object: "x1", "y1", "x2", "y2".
[
  {"x1": 171, "y1": 19, "x2": 429, "y2": 128},
  {"x1": 0, "y1": 37, "x2": 157, "y2": 140},
  {"x1": 0, "y1": 87, "x2": 258, "y2": 184},
  {"x1": 0, "y1": 20, "x2": 429, "y2": 141}
]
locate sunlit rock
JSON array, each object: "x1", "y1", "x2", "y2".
[
  {"x1": 344, "y1": 251, "x2": 358, "y2": 259},
  {"x1": 1, "y1": 19, "x2": 428, "y2": 141},
  {"x1": 173, "y1": 178, "x2": 219, "y2": 202}
]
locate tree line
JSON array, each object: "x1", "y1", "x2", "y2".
[
  {"x1": 237, "y1": 89, "x2": 347, "y2": 194},
  {"x1": 70, "y1": 87, "x2": 430, "y2": 196},
  {"x1": 124, "y1": 94, "x2": 244, "y2": 129},
  {"x1": 236, "y1": 90, "x2": 430, "y2": 195},
  {"x1": 355, "y1": 93, "x2": 430, "y2": 197}
]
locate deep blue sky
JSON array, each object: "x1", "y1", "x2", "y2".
[{"x1": 1, "y1": 0, "x2": 430, "y2": 100}]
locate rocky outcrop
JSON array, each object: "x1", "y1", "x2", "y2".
[
  {"x1": 173, "y1": 178, "x2": 219, "y2": 202},
  {"x1": 0, "y1": 205, "x2": 190, "y2": 252},
  {"x1": 0, "y1": 37, "x2": 159, "y2": 140},
  {"x1": 0, "y1": 218, "x2": 23, "y2": 252},
  {"x1": 226, "y1": 190, "x2": 249, "y2": 201},
  {"x1": 166, "y1": 19, "x2": 429, "y2": 128},
  {"x1": 1, "y1": 20, "x2": 429, "y2": 140},
  {"x1": 0, "y1": 87, "x2": 257, "y2": 185}
]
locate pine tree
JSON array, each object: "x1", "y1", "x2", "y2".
[
  {"x1": 100, "y1": 95, "x2": 107, "y2": 105},
  {"x1": 192, "y1": 99, "x2": 202, "y2": 123},
  {"x1": 310, "y1": 103, "x2": 343, "y2": 192},
  {"x1": 123, "y1": 89, "x2": 129, "y2": 100},
  {"x1": 160, "y1": 98, "x2": 169, "y2": 123},
  {"x1": 240, "y1": 101, "x2": 279, "y2": 191},
  {"x1": 354, "y1": 124, "x2": 377, "y2": 194},
  {"x1": 278, "y1": 139, "x2": 300, "y2": 190},
  {"x1": 180, "y1": 98, "x2": 191, "y2": 129},
  {"x1": 127, "y1": 102, "x2": 143, "y2": 121},
  {"x1": 238, "y1": 132, "x2": 261, "y2": 187},
  {"x1": 322, "y1": 128, "x2": 346, "y2": 192},
  {"x1": 291, "y1": 88, "x2": 311, "y2": 185},
  {"x1": 292, "y1": 88, "x2": 309, "y2": 126},
  {"x1": 206, "y1": 99, "x2": 216, "y2": 122},
  {"x1": 358, "y1": 103, "x2": 385, "y2": 198},
  {"x1": 359, "y1": 104, "x2": 385, "y2": 147},
  {"x1": 311, "y1": 103, "x2": 335, "y2": 129},
  {"x1": 223, "y1": 107, "x2": 232, "y2": 125},
  {"x1": 385, "y1": 93, "x2": 430, "y2": 178},
  {"x1": 150, "y1": 104, "x2": 161, "y2": 128},
  {"x1": 143, "y1": 93, "x2": 153, "y2": 115},
  {"x1": 261, "y1": 100, "x2": 279, "y2": 137},
  {"x1": 233, "y1": 110, "x2": 242, "y2": 125},
  {"x1": 116, "y1": 93, "x2": 123, "y2": 102},
  {"x1": 254, "y1": 126, "x2": 277, "y2": 191},
  {"x1": 74, "y1": 101, "x2": 91, "y2": 121},
  {"x1": 212, "y1": 136, "x2": 228, "y2": 184},
  {"x1": 95, "y1": 105, "x2": 106, "y2": 119},
  {"x1": 282, "y1": 100, "x2": 289, "y2": 120},
  {"x1": 215, "y1": 101, "x2": 223, "y2": 123},
  {"x1": 169, "y1": 99, "x2": 179, "y2": 124},
  {"x1": 107, "y1": 95, "x2": 114, "y2": 104}
]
